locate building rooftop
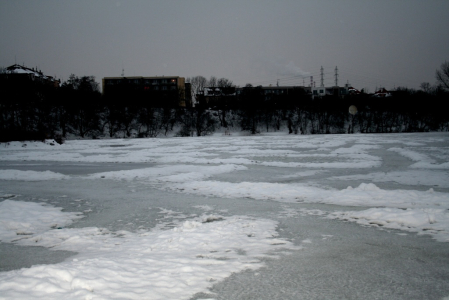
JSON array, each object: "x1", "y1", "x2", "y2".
[
  {"x1": 103, "y1": 76, "x2": 181, "y2": 79},
  {"x1": 6, "y1": 64, "x2": 57, "y2": 81}
]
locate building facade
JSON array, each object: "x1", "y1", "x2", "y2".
[
  {"x1": 312, "y1": 84, "x2": 350, "y2": 98},
  {"x1": 102, "y1": 76, "x2": 190, "y2": 107},
  {"x1": 196, "y1": 85, "x2": 312, "y2": 109}
]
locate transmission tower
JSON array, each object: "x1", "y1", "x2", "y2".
[
  {"x1": 334, "y1": 66, "x2": 339, "y2": 87},
  {"x1": 320, "y1": 66, "x2": 324, "y2": 87}
]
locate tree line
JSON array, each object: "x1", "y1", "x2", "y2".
[{"x1": 1, "y1": 63, "x2": 448, "y2": 143}]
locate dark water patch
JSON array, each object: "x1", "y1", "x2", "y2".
[{"x1": 0, "y1": 242, "x2": 76, "y2": 272}]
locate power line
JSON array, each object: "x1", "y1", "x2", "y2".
[
  {"x1": 233, "y1": 65, "x2": 419, "y2": 90},
  {"x1": 337, "y1": 66, "x2": 418, "y2": 89}
]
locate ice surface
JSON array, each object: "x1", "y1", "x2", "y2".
[
  {"x1": 0, "y1": 169, "x2": 70, "y2": 181},
  {"x1": 0, "y1": 200, "x2": 83, "y2": 243},
  {"x1": 328, "y1": 207, "x2": 449, "y2": 242},
  {"x1": 389, "y1": 147, "x2": 449, "y2": 169},
  {"x1": 1, "y1": 132, "x2": 449, "y2": 299},
  {"x1": 329, "y1": 170, "x2": 449, "y2": 188},
  {"x1": 0, "y1": 209, "x2": 297, "y2": 300}
]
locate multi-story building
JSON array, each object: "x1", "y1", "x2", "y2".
[
  {"x1": 253, "y1": 86, "x2": 312, "y2": 101},
  {"x1": 197, "y1": 85, "x2": 312, "y2": 109},
  {"x1": 311, "y1": 84, "x2": 349, "y2": 98},
  {"x1": 196, "y1": 86, "x2": 237, "y2": 107},
  {"x1": 102, "y1": 76, "x2": 190, "y2": 107}
]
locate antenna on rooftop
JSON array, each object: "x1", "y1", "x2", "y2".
[{"x1": 121, "y1": 68, "x2": 125, "y2": 77}]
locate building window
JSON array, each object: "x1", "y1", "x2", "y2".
[
  {"x1": 162, "y1": 79, "x2": 167, "y2": 84},
  {"x1": 152, "y1": 80, "x2": 158, "y2": 85},
  {"x1": 162, "y1": 86, "x2": 167, "y2": 90}
]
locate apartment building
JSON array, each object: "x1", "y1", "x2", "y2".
[{"x1": 102, "y1": 76, "x2": 191, "y2": 107}]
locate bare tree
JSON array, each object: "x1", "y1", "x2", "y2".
[
  {"x1": 217, "y1": 78, "x2": 234, "y2": 94},
  {"x1": 420, "y1": 82, "x2": 433, "y2": 94},
  {"x1": 186, "y1": 76, "x2": 207, "y2": 106},
  {"x1": 436, "y1": 61, "x2": 449, "y2": 90},
  {"x1": 208, "y1": 76, "x2": 218, "y2": 88},
  {"x1": 215, "y1": 78, "x2": 235, "y2": 128}
]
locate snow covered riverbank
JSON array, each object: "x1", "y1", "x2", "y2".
[{"x1": 1, "y1": 132, "x2": 448, "y2": 299}]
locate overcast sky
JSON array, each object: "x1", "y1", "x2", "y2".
[{"x1": 1, "y1": 1, "x2": 448, "y2": 92}]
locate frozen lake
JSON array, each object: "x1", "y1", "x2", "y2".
[{"x1": 1, "y1": 132, "x2": 449, "y2": 299}]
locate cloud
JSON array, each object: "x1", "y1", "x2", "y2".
[
  {"x1": 253, "y1": 56, "x2": 310, "y2": 78},
  {"x1": 282, "y1": 61, "x2": 309, "y2": 77}
]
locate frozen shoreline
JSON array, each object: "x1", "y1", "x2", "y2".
[{"x1": 1, "y1": 132, "x2": 449, "y2": 299}]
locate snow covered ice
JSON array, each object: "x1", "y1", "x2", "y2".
[{"x1": 1, "y1": 132, "x2": 449, "y2": 299}]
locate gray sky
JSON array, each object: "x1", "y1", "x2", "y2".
[{"x1": 1, "y1": 0, "x2": 448, "y2": 92}]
